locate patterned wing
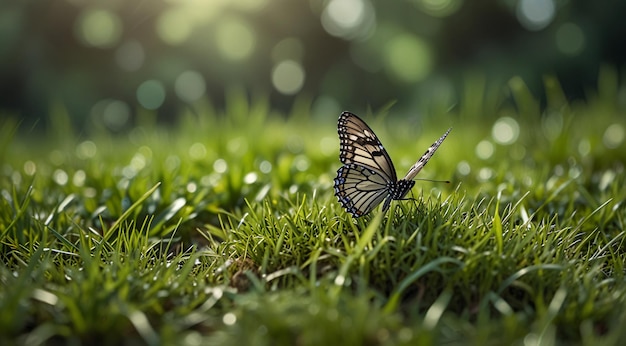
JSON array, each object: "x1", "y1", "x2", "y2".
[
  {"x1": 402, "y1": 128, "x2": 451, "y2": 181},
  {"x1": 337, "y1": 111, "x2": 398, "y2": 182},
  {"x1": 334, "y1": 164, "x2": 392, "y2": 217}
]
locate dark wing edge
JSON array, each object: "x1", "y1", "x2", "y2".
[{"x1": 333, "y1": 164, "x2": 390, "y2": 217}]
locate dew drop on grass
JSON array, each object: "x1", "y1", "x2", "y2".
[
  {"x1": 599, "y1": 170, "x2": 615, "y2": 191},
  {"x1": 23, "y1": 160, "x2": 36, "y2": 175},
  {"x1": 477, "y1": 167, "x2": 493, "y2": 182},
  {"x1": 49, "y1": 150, "x2": 65, "y2": 165},
  {"x1": 53, "y1": 169, "x2": 69, "y2": 186},
  {"x1": 334, "y1": 275, "x2": 345, "y2": 286},
  {"x1": 222, "y1": 312, "x2": 237, "y2": 326},
  {"x1": 212, "y1": 287, "x2": 224, "y2": 299},
  {"x1": 165, "y1": 155, "x2": 181, "y2": 171},
  {"x1": 76, "y1": 140, "x2": 97, "y2": 159},
  {"x1": 456, "y1": 161, "x2": 470, "y2": 176},
  {"x1": 244, "y1": 172, "x2": 257, "y2": 184},
  {"x1": 603, "y1": 123, "x2": 624, "y2": 149},
  {"x1": 492, "y1": 117, "x2": 520, "y2": 145},
  {"x1": 73, "y1": 170, "x2": 86, "y2": 187},
  {"x1": 186, "y1": 182, "x2": 197, "y2": 193},
  {"x1": 189, "y1": 142, "x2": 207, "y2": 160},
  {"x1": 259, "y1": 160, "x2": 272, "y2": 173},
  {"x1": 568, "y1": 165, "x2": 582, "y2": 179},
  {"x1": 213, "y1": 159, "x2": 227, "y2": 173},
  {"x1": 578, "y1": 139, "x2": 591, "y2": 156},
  {"x1": 294, "y1": 155, "x2": 310, "y2": 171},
  {"x1": 11, "y1": 171, "x2": 21, "y2": 185},
  {"x1": 475, "y1": 140, "x2": 494, "y2": 160},
  {"x1": 182, "y1": 331, "x2": 203, "y2": 346},
  {"x1": 83, "y1": 187, "x2": 98, "y2": 198}
]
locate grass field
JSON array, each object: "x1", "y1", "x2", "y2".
[{"x1": 1, "y1": 73, "x2": 626, "y2": 345}]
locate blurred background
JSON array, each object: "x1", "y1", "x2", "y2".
[{"x1": 1, "y1": 0, "x2": 625, "y2": 131}]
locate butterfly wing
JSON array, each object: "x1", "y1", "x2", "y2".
[
  {"x1": 334, "y1": 112, "x2": 450, "y2": 218},
  {"x1": 402, "y1": 128, "x2": 451, "y2": 181},
  {"x1": 334, "y1": 164, "x2": 392, "y2": 217},
  {"x1": 337, "y1": 111, "x2": 398, "y2": 182}
]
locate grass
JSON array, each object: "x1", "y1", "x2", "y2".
[{"x1": 1, "y1": 73, "x2": 626, "y2": 345}]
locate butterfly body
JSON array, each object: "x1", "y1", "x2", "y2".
[{"x1": 333, "y1": 111, "x2": 450, "y2": 218}]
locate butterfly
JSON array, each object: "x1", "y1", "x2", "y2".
[{"x1": 333, "y1": 111, "x2": 451, "y2": 218}]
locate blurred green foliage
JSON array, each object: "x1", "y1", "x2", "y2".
[{"x1": 1, "y1": 0, "x2": 625, "y2": 131}]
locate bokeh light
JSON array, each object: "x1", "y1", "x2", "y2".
[
  {"x1": 321, "y1": 0, "x2": 376, "y2": 40},
  {"x1": 74, "y1": 9, "x2": 123, "y2": 48},
  {"x1": 156, "y1": 8, "x2": 194, "y2": 45},
  {"x1": 91, "y1": 99, "x2": 131, "y2": 130},
  {"x1": 53, "y1": 169, "x2": 69, "y2": 186},
  {"x1": 555, "y1": 22, "x2": 585, "y2": 56},
  {"x1": 102, "y1": 100, "x2": 131, "y2": 130},
  {"x1": 272, "y1": 60, "x2": 305, "y2": 95},
  {"x1": 215, "y1": 17, "x2": 256, "y2": 61},
  {"x1": 492, "y1": 117, "x2": 520, "y2": 145},
  {"x1": 115, "y1": 40, "x2": 145, "y2": 72},
  {"x1": 475, "y1": 140, "x2": 494, "y2": 160},
  {"x1": 456, "y1": 160, "x2": 471, "y2": 176},
  {"x1": 213, "y1": 159, "x2": 228, "y2": 173},
  {"x1": 384, "y1": 34, "x2": 433, "y2": 83},
  {"x1": 413, "y1": 0, "x2": 463, "y2": 17},
  {"x1": 76, "y1": 141, "x2": 97, "y2": 160},
  {"x1": 3, "y1": 1, "x2": 626, "y2": 126},
  {"x1": 603, "y1": 123, "x2": 625, "y2": 149},
  {"x1": 175, "y1": 71, "x2": 207, "y2": 103},
  {"x1": 189, "y1": 143, "x2": 207, "y2": 160},
  {"x1": 23, "y1": 161, "x2": 37, "y2": 176},
  {"x1": 516, "y1": 0, "x2": 555, "y2": 31},
  {"x1": 137, "y1": 80, "x2": 166, "y2": 110}
]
